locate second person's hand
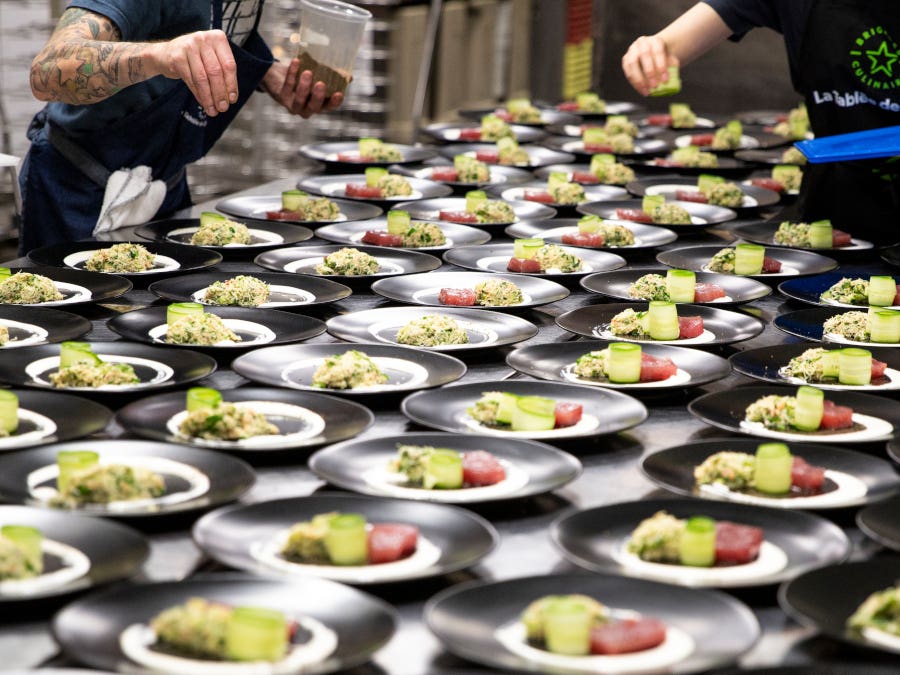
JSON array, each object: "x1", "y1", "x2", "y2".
[{"x1": 263, "y1": 58, "x2": 345, "y2": 118}]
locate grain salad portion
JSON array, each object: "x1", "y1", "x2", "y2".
[{"x1": 84, "y1": 243, "x2": 156, "y2": 273}]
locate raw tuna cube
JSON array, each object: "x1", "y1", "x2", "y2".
[
  {"x1": 438, "y1": 288, "x2": 476, "y2": 306},
  {"x1": 584, "y1": 143, "x2": 614, "y2": 154},
  {"x1": 561, "y1": 232, "x2": 605, "y2": 247},
  {"x1": 678, "y1": 316, "x2": 704, "y2": 339},
  {"x1": 615, "y1": 208, "x2": 653, "y2": 224},
  {"x1": 590, "y1": 617, "x2": 667, "y2": 655},
  {"x1": 439, "y1": 210, "x2": 479, "y2": 224},
  {"x1": 458, "y1": 128, "x2": 483, "y2": 141},
  {"x1": 646, "y1": 114, "x2": 673, "y2": 127},
  {"x1": 367, "y1": 523, "x2": 418, "y2": 564},
  {"x1": 265, "y1": 209, "x2": 299, "y2": 221},
  {"x1": 494, "y1": 110, "x2": 514, "y2": 122},
  {"x1": 345, "y1": 183, "x2": 384, "y2": 199},
  {"x1": 691, "y1": 133, "x2": 715, "y2": 146},
  {"x1": 475, "y1": 151, "x2": 500, "y2": 163},
  {"x1": 832, "y1": 229, "x2": 852, "y2": 247},
  {"x1": 791, "y1": 457, "x2": 826, "y2": 491},
  {"x1": 523, "y1": 190, "x2": 555, "y2": 204},
  {"x1": 749, "y1": 177, "x2": 784, "y2": 193},
  {"x1": 554, "y1": 402, "x2": 583, "y2": 427},
  {"x1": 335, "y1": 152, "x2": 364, "y2": 162},
  {"x1": 557, "y1": 102, "x2": 579, "y2": 112},
  {"x1": 361, "y1": 230, "x2": 404, "y2": 247},
  {"x1": 872, "y1": 359, "x2": 887, "y2": 379},
  {"x1": 762, "y1": 256, "x2": 782, "y2": 273},
  {"x1": 571, "y1": 171, "x2": 600, "y2": 184},
  {"x1": 431, "y1": 167, "x2": 460, "y2": 182},
  {"x1": 653, "y1": 158, "x2": 683, "y2": 168},
  {"x1": 507, "y1": 257, "x2": 542, "y2": 273},
  {"x1": 819, "y1": 400, "x2": 853, "y2": 430},
  {"x1": 639, "y1": 353, "x2": 678, "y2": 381},
  {"x1": 462, "y1": 450, "x2": 506, "y2": 486},
  {"x1": 693, "y1": 283, "x2": 726, "y2": 302},
  {"x1": 714, "y1": 521, "x2": 763, "y2": 564},
  {"x1": 894, "y1": 288, "x2": 900, "y2": 307},
  {"x1": 675, "y1": 189, "x2": 708, "y2": 203}
]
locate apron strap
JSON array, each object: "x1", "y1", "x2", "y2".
[{"x1": 46, "y1": 122, "x2": 185, "y2": 191}]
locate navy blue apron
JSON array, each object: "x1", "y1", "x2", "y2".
[
  {"x1": 790, "y1": 0, "x2": 900, "y2": 244},
  {"x1": 18, "y1": 1, "x2": 273, "y2": 253}
]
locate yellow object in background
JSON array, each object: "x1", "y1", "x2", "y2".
[{"x1": 563, "y1": 39, "x2": 593, "y2": 101}]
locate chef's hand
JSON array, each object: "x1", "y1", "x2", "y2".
[
  {"x1": 622, "y1": 35, "x2": 678, "y2": 96},
  {"x1": 150, "y1": 29, "x2": 239, "y2": 117},
  {"x1": 263, "y1": 58, "x2": 344, "y2": 118}
]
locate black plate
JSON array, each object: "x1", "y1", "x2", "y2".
[
  {"x1": 0, "y1": 505, "x2": 147, "y2": 605},
  {"x1": 425, "y1": 572, "x2": 759, "y2": 674},
  {"x1": 107, "y1": 306, "x2": 325, "y2": 350},
  {"x1": 553, "y1": 498, "x2": 849, "y2": 588},
  {"x1": 627, "y1": 155, "x2": 753, "y2": 178},
  {"x1": 857, "y1": 494, "x2": 900, "y2": 550},
  {"x1": 27, "y1": 240, "x2": 222, "y2": 278},
  {"x1": 52, "y1": 574, "x2": 397, "y2": 673},
  {"x1": 232, "y1": 342, "x2": 467, "y2": 396},
  {"x1": 737, "y1": 109, "x2": 789, "y2": 126},
  {"x1": 296, "y1": 173, "x2": 453, "y2": 203},
  {"x1": 0, "y1": 266, "x2": 131, "y2": 308},
  {"x1": 371, "y1": 271, "x2": 569, "y2": 309},
  {"x1": 0, "y1": 389, "x2": 111, "y2": 452},
  {"x1": 773, "y1": 307, "x2": 900, "y2": 346},
  {"x1": 556, "y1": 302, "x2": 765, "y2": 347},
  {"x1": 688, "y1": 385, "x2": 900, "y2": 444},
  {"x1": 148, "y1": 271, "x2": 352, "y2": 309},
  {"x1": 505, "y1": 218, "x2": 678, "y2": 252},
  {"x1": 507, "y1": 340, "x2": 731, "y2": 390},
  {"x1": 626, "y1": 177, "x2": 781, "y2": 211},
  {"x1": 0, "y1": 343, "x2": 216, "y2": 395},
  {"x1": 0, "y1": 306, "x2": 91, "y2": 348},
  {"x1": 402, "y1": 379, "x2": 647, "y2": 440},
  {"x1": 730, "y1": 343, "x2": 900, "y2": 391},
  {"x1": 436, "y1": 143, "x2": 576, "y2": 169},
  {"x1": 421, "y1": 122, "x2": 547, "y2": 144},
  {"x1": 393, "y1": 162, "x2": 533, "y2": 189},
  {"x1": 657, "y1": 245, "x2": 838, "y2": 278},
  {"x1": 309, "y1": 432, "x2": 581, "y2": 503},
  {"x1": 396, "y1": 196, "x2": 557, "y2": 227},
  {"x1": 314, "y1": 218, "x2": 490, "y2": 251},
  {"x1": 543, "y1": 135, "x2": 671, "y2": 159},
  {"x1": 735, "y1": 148, "x2": 807, "y2": 165},
  {"x1": 880, "y1": 244, "x2": 900, "y2": 269},
  {"x1": 779, "y1": 557, "x2": 900, "y2": 656},
  {"x1": 458, "y1": 106, "x2": 582, "y2": 127},
  {"x1": 135, "y1": 217, "x2": 313, "y2": 257},
  {"x1": 299, "y1": 140, "x2": 436, "y2": 167},
  {"x1": 732, "y1": 221, "x2": 874, "y2": 252},
  {"x1": 215, "y1": 194, "x2": 383, "y2": 225},
  {"x1": 534, "y1": 162, "x2": 634, "y2": 186},
  {"x1": 488, "y1": 180, "x2": 629, "y2": 209},
  {"x1": 642, "y1": 439, "x2": 900, "y2": 510},
  {"x1": 581, "y1": 268, "x2": 772, "y2": 306},
  {"x1": 444, "y1": 243, "x2": 626, "y2": 280},
  {"x1": 193, "y1": 493, "x2": 497, "y2": 584},
  {"x1": 117, "y1": 387, "x2": 373, "y2": 452},
  {"x1": 0, "y1": 439, "x2": 254, "y2": 517},
  {"x1": 254, "y1": 244, "x2": 441, "y2": 280},
  {"x1": 635, "y1": 114, "x2": 717, "y2": 130},
  {"x1": 671, "y1": 130, "x2": 788, "y2": 152},
  {"x1": 889, "y1": 439, "x2": 900, "y2": 465},
  {"x1": 545, "y1": 121, "x2": 667, "y2": 139},
  {"x1": 777, "y1": 272, "x2": 900, "y2": 309},
  {"x1": 326, "y1": 306, "x2": 537, "y2": 352},
  {"x1": 578, "y1": 198, "x2": 737, "y2": 229}
]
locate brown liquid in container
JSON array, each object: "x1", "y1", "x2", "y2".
[{"x1": 296, "y1": 50, "x2": 353, "y2": 95}]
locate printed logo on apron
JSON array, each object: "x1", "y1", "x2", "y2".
[{"x1": 849, "y1": 25, "x2": 900, "y2": 90}]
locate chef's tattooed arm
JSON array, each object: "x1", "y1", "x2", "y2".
[{"x1": 29, "y1": 8, "x2": 241, "y2": 117}]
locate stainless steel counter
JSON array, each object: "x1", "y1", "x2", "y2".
[{"x1": 3, "y1": 177, "x2": 898, "y2": 673}]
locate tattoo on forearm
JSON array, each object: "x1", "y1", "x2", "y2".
[{"x1": 30, "y1": 7, "x2": 154, "y2": 104}]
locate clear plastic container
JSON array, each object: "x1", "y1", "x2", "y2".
[{"x1": 297, "y1": 0, "x2": 372, "y2": 95}]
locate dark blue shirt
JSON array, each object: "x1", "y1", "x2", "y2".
[{"x1": 703, "y1": 0, "x2": 814, "y2": 86}]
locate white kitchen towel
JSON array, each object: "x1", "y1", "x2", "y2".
[{"x1": 93, "y1": 165, "x2": 166, "y2": 235}]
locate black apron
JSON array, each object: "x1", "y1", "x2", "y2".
[
  {"x1": 18, "y1": 1, "x2": 273, "y2": 252},
  {"x1": 791, "y1": 0, "x2": 900, "y2": 244}
]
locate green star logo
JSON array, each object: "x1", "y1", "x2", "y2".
[{"x1": 866, "y1": 40, "x2": 898, "y2": 77}]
